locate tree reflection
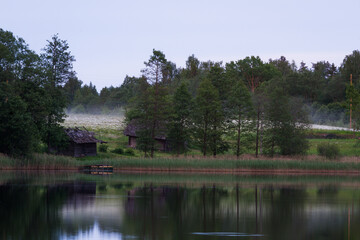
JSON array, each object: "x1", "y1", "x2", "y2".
[{"x1": 1, "y1": 178, "x2": 360, "y2": 240}]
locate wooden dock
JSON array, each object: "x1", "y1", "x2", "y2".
[{"x1": 79, "y1": 164, "x2": 113, "y2": 174}]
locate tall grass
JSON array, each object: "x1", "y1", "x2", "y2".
[
  {"x1": 79, "y1": 156, "x2": 360, "y2": 171},
  {"x1": 1, "y1": 152, "x2": 360, "y2": 171},
  {"x1": 0, "y1": 153, "x2": 76, "y2": 170}
]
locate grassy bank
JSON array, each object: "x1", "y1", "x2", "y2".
[
  {"x1": 79, "y1": 157, "x2": 360, "y2": 171},
  {"x1": 3, "y1": 171, "x2": 360, "y2": 188},
  {"x1": 1, "y1": 153, "x2": 360, "y2": 172},
  {"x1": 0, "y1": 153, "x2": 77, "y2": 170}
]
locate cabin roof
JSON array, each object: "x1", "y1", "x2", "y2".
[{"x1": 65, "y1": 127, "x2": 104, "y2": 144}]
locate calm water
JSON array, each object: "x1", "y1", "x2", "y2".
[{"x1": 0, "y1": 172, "x2": 360, "y2": 240}]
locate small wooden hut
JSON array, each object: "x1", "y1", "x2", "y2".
[
  {"x1": 123, "y1": 120, "x2": 170, "y2": 151},
  {"x1": 61, "y1": 127, "x2": 105, "y2": 157}
]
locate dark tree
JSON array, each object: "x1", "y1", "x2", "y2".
[
  {"x1": 236, "y1": 56, "x2": 280, "y2": 92},
  {"x1": 193, "y1": 78, "x2": 226, "y2": 156},
  {"x1": 41, "y1": 34, "x2": 75, "y2": 151},
  {"x1": 263, "y1": 79, "x2": 309, "y2": 156},
  {"x1": 227, "y1": 81, "x2": 254, "y2": 157},
  {"x1": 167, "y1": 83, "x2": 193, "y2": 155}
]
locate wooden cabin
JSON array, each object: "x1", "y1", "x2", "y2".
[
  {"x1": 123, "y1": 120, "x2": 170, "y2": 151},
  {"x1": 61, "y1": 128, "x2": 105, "y2": 157}
]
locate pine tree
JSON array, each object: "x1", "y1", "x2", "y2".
[
  {"x1": 193, "y1": 78, "x2": 227, "y2": 156},
  {"x1": 167, "y1": 83, "x2": 193, "y2": 155},
  {"x1": 41, "y1": 34, "x2": 75, "y2": 151},
  {"x1": 263, "y1": 80, "x2": 309, "y2": 156},
  {"x1": 227, "y1": 81, "x2": 254, "y2": 157}
]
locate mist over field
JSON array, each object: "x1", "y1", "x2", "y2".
[
  {"x1": 63, "y1": 114, "x2": 125, "y2": 130},
  {"x1": 63, "y1": 113, "x2": 351, "y2": 131}
]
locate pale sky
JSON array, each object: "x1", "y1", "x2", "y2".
[{"x1": 1, "y1": 0, "x2": 360, "y2": 90}]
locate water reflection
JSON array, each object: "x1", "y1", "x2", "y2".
[
  {"x1": 60, "y1": 222, "x2": 123, "y2": 240},
  {"x1": 0, "y1": 173, "x2": 359, "y2": 240}
]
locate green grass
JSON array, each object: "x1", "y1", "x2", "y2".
[
  {"x1": 2, "y1": 171, "x2": 360, "y2": 188},
  {"x1": 2, "y1": 152, "x2": 360, "y2": 171},
  {"x1": 308, "y1": 129, "x2": 355, "y2": 136},
  {"x1": 3, "y1": 125, "x2": 360, "y2": 171},
  {"x1": 0, "y1": 153, "x2": 76, "y2": 170},
  {"x1": 78, "y1": 156, "x2": 360, "y2": 171},
  {"x1": 308, "y1": 139, "x2": 360, "y2": 156}
]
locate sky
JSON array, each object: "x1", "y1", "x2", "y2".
[{"x1": 1, "y1": 0, "x2": 360, "y2": 90}]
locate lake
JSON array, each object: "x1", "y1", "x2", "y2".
[{"x1": 0, "y1": 172, "x2": 359, "y2": 239}]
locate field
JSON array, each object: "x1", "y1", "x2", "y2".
[
  {"x1": 62, "y1": 114, "x2": 360, "y2": 159},
  {"x1": 0, "y1": 114, "x2": 357, "y2": 171},
  {"x1": 63, "y1": 113, "x2": 125, "y2": 130}
]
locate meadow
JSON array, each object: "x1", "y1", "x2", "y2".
[
  {"x1": 62, "y1": 114, "x2": 360, "y2": 158},
  {"x1": 2, "y1": 113, "x2": 357, "y2": 171}
]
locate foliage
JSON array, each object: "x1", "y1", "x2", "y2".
[
  {"x1": 124, "y1": 148, "x2": 135, "y2": 156},
  {"x1": 340, "y1": 50, "x2": 360, "y2": 87},
  {"x1": 235, "y1": 56, "x2": 280, "y2": 92},
  {"x1": 111, "y1": 147, "x2": 124, "y2": 154},
  {"x1": 167, "y1": 83, "x2": 193, "y2": 155},
  {"x1": 135, "y1": 128, "x2": 154, "y2": 157},
  {"x1": 0, "y1": 89, "x2": 37, "y2": 156},
  {"x1": 317, "y1": 142, "x2": 340, "y2": 159},
  {"x1": 193, "y1": 78, "x2": 227, "y2": 156},
  {"x1": 0, "y1": 29, "x2": 78, "y2": 156},
  {"x1": 98, "y1": 144, "x2": 108, "y2": 153},
  {"x1": 227, "y1": 80, "x2": 254, "y2": 156},
  {"x1": 263, "y1": 79, "x2": 309, "y2": 156},
  {"x1": 346, "y1": 83, "x2": 360, "y2": 130},
  {"x1": 41, "y1": 34, "x2": 75, "y2": 151},
  {"x1": 72, "y1": 82, "x2": 99, "y2": 112},
  {"x1": 127, "y1": 49, "x2": 172, "y2": 157},
  {"x1": 4, "y1": 27, "x2": 360, "y2": 160}
]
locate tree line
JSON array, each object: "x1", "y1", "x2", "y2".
[
  {"x1": 2, "y1": 28, "x2": 360, "y2": 157},
  {"x1": 0, "y1": 29, "x2": 74, "y2": 156},
  {"x1": 119, "y1": 50, "x2": 360, "y2": 157},
  {"x1": 125, "y1": 50, "x2": 312, "y2": 157},
  {"x1": 66, "y1": 51, "x2": 358, "y2": 130}
]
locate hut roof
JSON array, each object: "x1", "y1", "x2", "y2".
[
  {"x1": 65, "y1": 127, "x2": 104, "y2": 144},
  {"x1": 123, "y1": 120, "x2": 166, "y2": 140}
]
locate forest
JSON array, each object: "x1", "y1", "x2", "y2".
[{"x1": 1, "y1": 28, "x2": 360, "y2": 158}]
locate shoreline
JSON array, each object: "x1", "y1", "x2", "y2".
[
  {"x1": 114, "y1": 167, "x2": 360, "y2": 175},
  {"x1": 1, "y1": 166, "x2": 360, "y2": 175}
]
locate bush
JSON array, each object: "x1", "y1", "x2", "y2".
[
  {"x1": 98, "y1": 144, "x2": 108, "y2": 153},
  {"x1": 124, "y1": 148, "x2": 135, "y2": 156},
  {"x1": 317, "y1": 142, "x2": 340, "y2": 159},
  {"x1": 111, "y1": 147, "x2": 124, "y2": 154}
]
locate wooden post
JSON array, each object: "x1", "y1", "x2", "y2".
[{"x1": 350, "y1": 74, "x2": 353, "y2": 129}]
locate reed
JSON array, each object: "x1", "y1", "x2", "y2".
[
  {"x1": 1, "y1": 153, "x2": 360, "y2": 171},
  {"x1": 0, "y1": 153, "x2": 76, "y2": 170},
  {"x1": 79, "y1": 156, "x2": 360, "y2": 171}
]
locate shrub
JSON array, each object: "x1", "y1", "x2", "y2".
[
  {"x1": 124, "y1": 148, "x2": 135, "y2": 156},
  {"x1": 111, "y1": 147, "x2": 124, "y2": 154},
  {"x1": 317, "y1": 142, "x2": 340, "y2": 159},
  {"x1": 98, "y1": 144, "x2": 108, "y2": 153}
]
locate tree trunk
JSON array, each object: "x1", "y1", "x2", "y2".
[
  {"x1": 203, "y1": 121, "x2": 208, "y2": 156},
  {"x1": 150, "y1": 119, "x2": 156, "y2": 158},
  {"x1": 255, "y1": 109, "x2": 260, "y2": 158},
  {"x1": 236, "y1": 113, "x2": 241, "y2": 158},
  {"x1": 260, "y1": 117, "x2": 263, "y2": 155},
  {"x1": 213, "y1": 126, "x2": 217, "y2": 157},
  {"x1": 150, "y1": 67, "x2": 160, "y2": 158},
  {"x1": 47, "y1": 115, "x2": 52, "y2": 153}
]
